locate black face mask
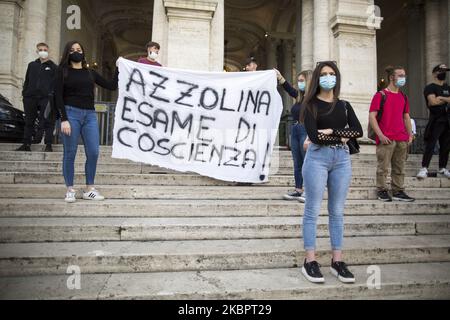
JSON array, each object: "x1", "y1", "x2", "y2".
[
  {"x1": 69, "y1": 52, "x2": 84, "y2": 63},
  {"x1": 437, "y1": 72, "x2": 447, "y2": 81}
]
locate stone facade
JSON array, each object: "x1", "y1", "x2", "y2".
[{"x1": 0, "y1": 0, "x2": 448, "y2": 142}]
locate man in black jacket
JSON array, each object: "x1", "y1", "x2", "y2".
[{"x1": 16, "y1": 42, "x2": 57, "y2": 152}]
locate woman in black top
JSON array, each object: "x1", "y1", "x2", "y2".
[
  {"x1": 299, "y1": 61, "x2": 363, "y2": 284},
  {"x1": 275, "y1": 69, "x2": 312, "y2": 202},
  {"x1": 55, "y1": 41, "x2": 119, "y2": 203}
]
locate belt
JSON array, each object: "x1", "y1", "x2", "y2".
[{"x1": 327, "y1": 143, "x2": 347, "y2": 148}]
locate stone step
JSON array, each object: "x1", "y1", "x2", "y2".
[
  {"x1": 0, "y1": 161, "x2": 434, "y2": 178},
  {"x1": 0, "y1": 151, "x2": 437, "y2": 168},
  {"x1": 0, "y1": 158, "x2": 435, "y2": 171},
  {"x1": 1, "y1": 262, "x2": 448, "y2": 299},
  {"x1": 1, "y1": 199, "x2": 449, "y2": 218},
  {"x1": 1, "y1": 172, "x2": 448, "y2": 188},
  {"x1": 0, "y1": 235, "x2": 449, "y2": 276},
  {"x1": 1, "y1": 184, "x2": 449, "y2": 200},
  {"x1": 1, "y1": 215, "x2": 448, "y2": 243},
  {"x1": 0, "y1": 145, "x2": 419, "y2": 161}
]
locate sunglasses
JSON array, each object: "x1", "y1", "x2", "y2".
[{"x1": 316, "y1": 60, "x2": 337, "y2": 67}]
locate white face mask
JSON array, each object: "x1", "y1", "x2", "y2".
[
  {"x1": 148, "y1": 51, "x2": 158, "y2": 60},
  {"x1": 38, "y1": 51, "x2": 49, "y2": 59}
]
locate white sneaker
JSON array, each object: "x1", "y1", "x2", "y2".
[
  {"x1": 83, "y1": 188, "x2": 105, "y2": 201},
  {"x1": 438, "y1": 168, "x2": 450, "y2": 179},
  {"x1": 65, "y1": 190, "x2": 77, "y2": 203},
  {"x1": 416, "y1": 167, "x2": 428, "y2": 179}
]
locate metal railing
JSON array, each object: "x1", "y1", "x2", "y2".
[{"x1": 53, "y1": 102, "x2": 116, "y2": 145}]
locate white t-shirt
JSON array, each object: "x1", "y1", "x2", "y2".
[{"x1": 410, "y1": 118, "x2": 416, "y2": 135}]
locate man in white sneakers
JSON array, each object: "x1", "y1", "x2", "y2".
[{"x1": 417, "y1": 64, "x2": 450, "y2": 179}]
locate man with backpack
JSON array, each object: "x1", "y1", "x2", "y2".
[{"x1": 368, "y1": 66, "x2": 415, "y2": 202}]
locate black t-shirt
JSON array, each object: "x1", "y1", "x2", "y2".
[
  {"x1": 423, "y1": 83, "x2": 450, "y2": 118},
  {"x1": 291, "y1": 102, "x2": 302, "y2": 123}
]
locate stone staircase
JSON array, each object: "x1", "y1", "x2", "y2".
[{"x1": 0, "y1": 143, "x2": 449, "y2": 299}]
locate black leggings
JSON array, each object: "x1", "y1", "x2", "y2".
[{"x1": 422, "y1": 120, "x2": 450, "y2": 169}]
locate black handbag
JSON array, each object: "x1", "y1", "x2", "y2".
[
  {"x1": 344, "y1": 101, "x2": 360, "y2": 155},
  {"x1": 347, "y1": 138, "x2": 360, "y2": 155}
]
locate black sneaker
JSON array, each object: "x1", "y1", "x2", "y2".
[
  {"x1": 301, "y1": 259, "x2": 325, "y2": 283},
  {"x1": 15, "y1": 144, "x2": 31, "y2": 152},
  {"x1": 283, "y1": 191, "x2": 303, "y2": 201},
  {"x1": 377, "y1": 190, "x2": 392, "y2": 202},
  {"x1": 392, "y1": 191, "x2": 415, "y2": 202},
  {"x1": 44, "y1": 144, "x2": 53, "y2": 152},
  {"x1": 330, "y1": 260, "x2": 355, "y2": 283}
]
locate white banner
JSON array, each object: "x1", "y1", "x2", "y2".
[{"x1": 112, "y1": 58, "x2": 283, "y2": 183}]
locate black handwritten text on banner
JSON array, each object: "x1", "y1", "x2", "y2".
[{"x1": 112, "y1": 58, "x2": 283, "y2": 183}]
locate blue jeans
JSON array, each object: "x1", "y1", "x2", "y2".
[
  {"x1": 302, "y1": 143, "x2": 352, "y2": 251},
  {"x1": 61, "y1": 106, "x2": 100, "y2": 187},
  {"x1": 290, "y1": 123, "x2": 308, "y2": 189}
]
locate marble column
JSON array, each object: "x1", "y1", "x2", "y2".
[
  {"x1": 152, "y1": 0, "x2": 222, "y2": 71},
  {"x1": 295, "y1": 0, "x2": 302, "y2": 73},
  {"x1": 407, "y1": 2, "x2": 426, "y2": 118},
  {"x1": 282, "y1": 40, "x2": 294, "y2": 113},
  {"x1": 301, "y1": 0, "x2": 313, "y2": 71},
  {"x1": 330, "y1": 0, "x2": 382, "y2": 139},
  {"x1": 313, "y1": 0, "x2": 330, "y2": 64},
  {"x1": 425, "y1": 0, "x2": 441, "y2": 83},
  {"x1": 265, "y1": 38, "x2": 279, "y2": 69},
  {"x1": 22, "y1": 0, "x2": 48, "y2": 70},
  {"x1": 209, "y1": 0, "x2": 224, "y2": 71},
  {"x1": 46, "y1": 0, "x2": 61, "y2": 63},
  {"x1": 448, "y1": 0, "x2": 450, "y2": 66},
  {"x1": 282, "y1": 40, "x2": 294, "y2": 83},
  {"x1": 0, "y1": 0, "x2": 24, "y2": 109},
  {"x1": 151, "y1": 0, "x2": 169, "y2": 67}
]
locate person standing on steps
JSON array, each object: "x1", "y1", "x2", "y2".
[
  {"x1": 369, "y1": 66, "x2": 415, "y2": 202},
  {"x1": 300, "y1": 61, "x2": 363, "y2": 284},
  {"x1": 138, "y1": 41, "x2": 162, "y2": 67},
  {"x1": 416, "y1": 64, "x2": 450, "y2": 179},
  {"x1": 275, "y1": 69, "x2": 312, "y2": 203},
  {"x1": 244, "y1": 57, "x2": 258, "y2": 72},
  {"x1": 16, "y1": 42, "x2": 57, "y2": 153},
  {"x1": 55, "y1": 41, "x2": 119, "y2": 203}
]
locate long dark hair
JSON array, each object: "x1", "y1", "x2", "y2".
[
  {"x1": 59, "y1": 41, "x2": 88, "y2": 77},
  {"x1": 300, "y1": 61, "x2": 341, "y2": 123}
]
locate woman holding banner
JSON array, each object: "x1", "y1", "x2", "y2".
[
  {"x1": 55, "y1": 41, "x2": 119, "y2": 203},
  {"x1": 299, "y1": 61, "x2": 363, "y2": 284},
  {"x1": 275, "y1": 69, "x2": 312, "y2": 203}
]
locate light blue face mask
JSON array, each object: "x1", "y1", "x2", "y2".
[
  {"x1": 298, "y1": 81, "x2": 306, "y2": 92},
  {"x1": 319, "y1": 75, "x2": 337, "y2": 91},
  {"x1": 396, "y1": 77, "x2": 406, "y2": 87}
]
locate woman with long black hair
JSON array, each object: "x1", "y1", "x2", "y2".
[
  {"x1": 299, "y1": 61, "x2": 363, "y2": 284},
  {"x1": 55, "y1": 41, "x2": 119, "y2": 203}
]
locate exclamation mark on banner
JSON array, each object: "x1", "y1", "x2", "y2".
[{"x1": 259, "y1": 142, "x2": 270, "y2": 181}]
